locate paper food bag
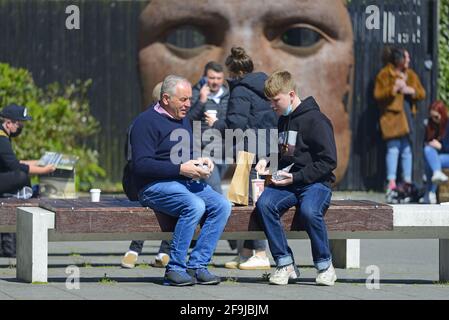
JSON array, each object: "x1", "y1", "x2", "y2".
[{"x1": 227, "y1": 151, "x2": 255, "y2": 205}]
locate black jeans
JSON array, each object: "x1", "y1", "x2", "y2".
[
  {"x1": 0, "y1": 170, "x2": 30, "y2": 257},
  {"x1": 0, "y1": 170, "x2": 30, "y2": 195},
  {"x1": 129, "y1": 240, "x2": 171, "y2": 255}
]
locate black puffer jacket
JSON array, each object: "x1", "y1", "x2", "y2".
[
  {"x1": 213, "y1": 72, "x2": 278, "y2": 158},
  {"x1": 213, "y1": 72, "x2": 277, "y2": 133}
]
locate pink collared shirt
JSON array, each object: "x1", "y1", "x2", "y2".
[{"x1": 154, "y1": 102, "x2": 174, "y2": 119}]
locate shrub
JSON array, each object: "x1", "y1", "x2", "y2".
[
  {"x1": 0, "y1": 62, "x2": 105, "y2": 191},
  {"x1": 439, "y1": 1, "x2": 449, "y2": 105}
]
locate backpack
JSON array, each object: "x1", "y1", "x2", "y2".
[
  {"x1": 122, "y1": 123, "x2": 139, "y2": 201},
  {"x1": 386, "y1": 182, "x2": 425, "y2": 204}
]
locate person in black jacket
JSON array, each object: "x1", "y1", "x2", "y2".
[
  {"x1": 205, "y1": 47, "x2": 278, "y2": 270},
  {"x1": 255, "y1": 70, "x2": 337, "y2": 286},
  {"x1": 0, "y1": 104, "x2": 55, "y2": 257}
]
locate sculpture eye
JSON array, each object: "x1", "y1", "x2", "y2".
[
  {"x1": 166, "y1": 25, "x2": 206, "y2": 49},
  {"x1": 281, "y1": 26, "x2": 322, "y2": 48}
]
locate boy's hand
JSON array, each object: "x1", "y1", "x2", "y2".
[
  {"x1": 271, "y1": 171, "x2": 293, "y2": 186},
  {"x1": 255, "y1": 159, "x2": 269, "y2": 175}
]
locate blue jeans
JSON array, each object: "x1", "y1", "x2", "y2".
[
  {"x1": 386, "y1": 137, "x2": 412, "y2": 183},
  {"x1": 256, "y1": 183, "x2": 332, "y2": 271},
  {"x1": 424, "y1": 145, "x2": 449, "y2": 193},
  {"x1": 139, "y1": 179, "x2": 231, "y2": 272}
]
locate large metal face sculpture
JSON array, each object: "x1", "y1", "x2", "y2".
[{"x1": 138, "y1": 0, "x2": 354, "y2": 182}]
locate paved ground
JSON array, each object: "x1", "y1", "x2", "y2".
[{"x1": 0, "y1": 191, "x2": 448, "y2": 300}]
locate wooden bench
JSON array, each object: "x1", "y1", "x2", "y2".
[{"x1": 10, "y1": 199, "x2": 449, "y2": 283}]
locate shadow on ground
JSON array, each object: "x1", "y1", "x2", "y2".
[{"x1": 0, "y1": 276, "x2": 436, "y2": 286}]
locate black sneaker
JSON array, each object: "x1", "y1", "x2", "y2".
[
  {"x1": 163, "y1": 270, "x2": 195, "y2": 286},
  {"x1": 187, "y1": 268, "x2": 221, "y2": 285}
]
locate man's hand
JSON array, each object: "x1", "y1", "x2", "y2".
[
  {"x1": 255, "y1": 159, "x2": 269, "y2": 175},
  {"x1": 270, "y1": 171, "x2": 293, "y2": 186},
  {"x1": 199, "y1": 84, "x2": 210, "y2": 103},
  {"x1": 180, "y1": 160, "x2": 211, "y2": 180},
  {"x1": 28, "y1": 164, "x2": 56, "y2": 175},
  {"x1": 204, "y1": 112, "x2": 218, "y2": 127},
  {"x1": 429, "y1": 139, "x2": 442, "y2": 150},
  {"x1": 198, "y1": 157, "x2": 214, "y2": 173},
  {"x1": 41, "y1": 164, "x2": 57, "y2": 174}
]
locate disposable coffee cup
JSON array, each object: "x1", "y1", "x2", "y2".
[
  {"x1": 251, "y1": 179, "x2": 265, "y2": 204},
  {"x1": 90, "y1": 189, "x2": 101, "y2": 202},
  {"x1": 206, "y1": 110, "x2": 217, "y2": 119}
]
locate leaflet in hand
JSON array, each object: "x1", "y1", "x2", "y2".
[{"x1": 38, "y1": 152, "x2": 79, "y2": 170}]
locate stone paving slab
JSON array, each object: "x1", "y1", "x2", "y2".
[{"x1": 1, "y1": 239, "x2": 449, "y2": 300}]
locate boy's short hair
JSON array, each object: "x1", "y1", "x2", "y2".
[{"x1": 264, "y1": 70, "x2": 299, "y2": 98}]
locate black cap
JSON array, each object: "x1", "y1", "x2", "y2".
[{"x1": 0, "y1": 104, "x2": 32, "y2": 121}]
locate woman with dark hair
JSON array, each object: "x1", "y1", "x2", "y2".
[
  {"x1": 374, "y1": 46, "x2": 426, "y2": 203},
  {"x1": 205, "y1": 47, "x2": 278, "y2": 270},
  {"x1": 423, "y1": 100, "x2": 449, "y2": 203}
]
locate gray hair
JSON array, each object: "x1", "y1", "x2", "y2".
[{"x1": 160, "y1": 75, "x2": 190, "y2": 99}]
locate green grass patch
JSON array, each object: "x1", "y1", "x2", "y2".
[
  {"x1": 99, "y1": 273, "x2": 117, "y2": 285},
  {"x1": 69, "y1": 253, "x2": 81, "y2": 257}
]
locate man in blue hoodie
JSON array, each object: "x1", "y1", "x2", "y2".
[
  {"x1": 130, "y1": 75, "x2": 231, "y2": 286},
  {"x1": 255, "y1": 70, "x2": 338, "y2": 286}
]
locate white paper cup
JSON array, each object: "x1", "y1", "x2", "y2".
[
  {"x1": 251, "y1": 179, "x2": 265, "y2": 204},
  {"x1": 90, "y1": 189, "x2": 101, "y2": 202},
  {"x1": 206, "y1": 110, "x2": 217, "y2": 119}
]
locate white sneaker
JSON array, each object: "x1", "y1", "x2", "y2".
[
  {"x1": 428, "y1": 191, "x2": 437, "y2": 204},
  {"x1": 153, "y1": 253, "x2": 170, "y2": 268},
  {"x1": 316, "y1": 264, "x2": 337, "y2": 286},
  {"x1": 121, "y1": 251, "x2": 138, "y2": 269},
  {"x1": 432, "y1": 171, "x2": 449, "y2": 184},
  {"x1": 238, "y1": 255, "x2": 271, "y2": 270},
  {"x1": 269, "y1": 264, "x2": 300, "y2": 285}
]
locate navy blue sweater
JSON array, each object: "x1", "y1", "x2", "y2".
[{"x1": 131, "y1": 107, "x2": 193, "y2": 192}]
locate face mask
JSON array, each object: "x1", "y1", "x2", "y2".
[
  {"x1": 283, "y1": 103, "x2": 293, "y2": 116},
  {"x1": 9, "y1": 123, "x2": 23, "y2": 138}
]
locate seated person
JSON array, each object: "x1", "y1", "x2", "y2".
[
  {"x1": 423, "y1": 100, "x2": 449, "y2": 204},
  {"x1": 255, "y1": 71, "x2": 338, "y2": 286},
  {"x1": 129, "y1": 75, "x2": 231, "y2": 286},
  {"x1": 0, "y1": 104, "x2": 55, "y2": 257}
]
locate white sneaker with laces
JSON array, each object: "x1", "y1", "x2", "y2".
[
  {"x1": 269, "y1": 264, "x2": 300, "y2": 285},
  {"x1": 316, "y1": 264, "x2": 337, "y2": 286},
  {"x1": 238, "y1": 255, "x2": 271, "y2": 270},
  {"x1": 432, "y1": 171, "x2": 449, "y2": 184}
]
